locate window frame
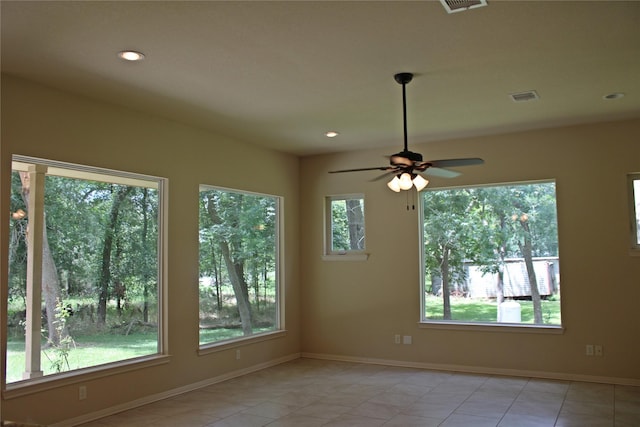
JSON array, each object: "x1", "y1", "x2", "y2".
[
  {"x1": 628, "y1": 173, "x2": 640, "y2": 254},
  {"x1": 418, "y1": 179, "x2": 563, "y2": 332},
  {"x1": 5, "y1": 155, "x2": 168, "y2": 392},
  {"x1": 197, "y1": 185, "x2": 285, "y2": 352},
  {"x1": 323, "y1": 194, "x2": 368, "y2": 261}
]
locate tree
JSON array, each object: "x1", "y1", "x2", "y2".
[
  {"x1": 18, "y1": 171, "x2": 67, "y2": 346},
  {"x1": 97, "y1": 185, "x2": 133, "y2": 325},
  {"x1": 423, "y1": 189, "x2": 476, "y2": 319}
]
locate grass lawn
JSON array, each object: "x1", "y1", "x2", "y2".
[
  {"x1": 6, "y1": 332, "x2": 158, "y2": 383},
  {"x1": 425, "y1": 295, "x2": 561, "y2": 325},
  {"x1": 7, "y1": 327, "x2": 275, "y2": 383}
]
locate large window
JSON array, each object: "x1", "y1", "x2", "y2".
[
  {"x1": 325, "y1": 195, "x2": 365, "y2": 255},
  {"x1": 7, "y1": 156, "x2": 164, "y2": 385},
  {"x1": 421, "y1": 181, "x2": 561, "y2": 326},
  {"x1": 198, "y1": 186, "x2": 281, "y2": 347}
]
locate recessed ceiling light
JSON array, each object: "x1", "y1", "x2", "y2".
[
  {"x1": 325, "y1": 131, "x2": 339, "y2": 138},
  {"x1": 603, "y1": 92, "x2": 625, "y2": 100},
  {"x1": 117, "y1": 50, "x2": 145, "y2": 61}
]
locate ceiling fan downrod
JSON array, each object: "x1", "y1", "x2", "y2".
[{"x1": 394, "y1": 72, "x2": 413, "y2": 154}]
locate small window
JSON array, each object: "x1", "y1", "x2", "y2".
[
  {"x1": 421, "y1": 181, "x2": 561, "y2": 327},
  {"x1": 7, "y1": 156, "x2": 164, "y2": 385},
  {"x1": 198, "y1": 186, "x2": 282, "y2": 347},
  {"x1": 628, "y1": 174, "x2": 640, "y2": 251},
  {"x1": 325, "y1": 195, "x2": 365, "y2": 255}
]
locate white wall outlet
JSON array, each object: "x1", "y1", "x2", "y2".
[
  {"x1": 595, "y1": 345, "x2": 603, "y2": 357},
  {"x1": 402, "y1": 335, "x2": 412, "y2": 345},
  {"x1": 79, "y1": 385, "x2": 87, "y2": 400},
  {"x1": 235, "y1": 349, "x2": 241, "y2": 360},
  {"x1": 586, "y1": 344, "x2": 594, "y2": 356},
  {"x1": 394, "y1": 334, "x2": 401, "y2": 344}
]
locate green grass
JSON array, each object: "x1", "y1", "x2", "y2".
[
  {"x1": 6, "y1": 332, "x2": 158, "y2": 383},
  {"x1": 425, "y1": 295, "x2": 561, "y2": 325}
]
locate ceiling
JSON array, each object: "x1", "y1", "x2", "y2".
[{"x1": 2, "y1": 1, "x2": 639, "y2": 157}]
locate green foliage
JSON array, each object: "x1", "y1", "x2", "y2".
[
  {"x1": 198, "y1": 188, "x2": 278, "y2": 341},
  {"x1": 422, "y1": 182, "x2": 560, "y2": 323}
]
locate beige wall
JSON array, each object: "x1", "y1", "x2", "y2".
[
  {"x1": 0, "y1": 76, "x2": 301, "y2": 425},
  {"x1": 300, "y1": 117, "x2": 640, "y2": 383}
]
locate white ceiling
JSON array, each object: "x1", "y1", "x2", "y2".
[{"x1": 2, "y1": 1, "x2": 639, "y2": 156}]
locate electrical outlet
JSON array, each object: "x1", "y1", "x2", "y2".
[
  {"x1": 79, "y1": 385, "x2": 87, "y2": 400},
  {"x1": 595, "y1": 345, "x2": 603, "y2": 357},
  {"x1": 586, "y1": 344, "x2": 594, "y2": 356},
  {"x1": 235, "y1": 349, "x2": 241, "y2": 360},
  {"x1": 394, "y1": 334, "x2": 401, "y2": 344},
  {"x1": 402, "y1": 335, "x2": 412, "y2": 345}
]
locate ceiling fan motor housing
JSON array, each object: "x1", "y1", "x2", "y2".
[{"x1": 390, "y1": 150, "x2": 423, "y2": 167}]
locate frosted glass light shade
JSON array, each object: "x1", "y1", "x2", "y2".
[
  {"x1": 387, "y1": 176, "x2": 401, "y2": 192},
  {"x1": 413, "y1": 174, "x2": 429, "y2": 191},
  {"x1": 398, "y1": 173, "x2": 413, "y2": 190}
]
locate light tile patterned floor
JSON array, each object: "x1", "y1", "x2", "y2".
[{"x1": 79, "y1": 358, "x2": 640, "y2": 427}]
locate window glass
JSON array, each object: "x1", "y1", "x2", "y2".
[
  {"x1": 198, "y1": 186, "x2": 280, "y2": 346},
  {"x1": 7, "y1": 156, "x2": 163, "y2": 384},
  {"x1": 326, "y1": 195, "x2": 365, "y2": 254},
  {"x1": 421, "y1": 181, "x2": 561, "y2": 326}
]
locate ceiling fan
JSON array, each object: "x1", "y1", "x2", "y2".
[{"x1": 329, "y1": 72, "x2": 483, "y2": 192}]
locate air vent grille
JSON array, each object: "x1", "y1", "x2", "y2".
[
  {"x1": 440, "y1": 0, "x2": 488, "y2": 13},
  {"x1": 510, "y1": 90, "x2": 540, "y2": 103}
]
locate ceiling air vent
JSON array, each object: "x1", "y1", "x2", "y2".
[
  {"x1": 440, "y1": 0, "x2": 488, "y2": 14},
  {"x1": 510, "y1": 90, "x2": 540, "y2": 103}
]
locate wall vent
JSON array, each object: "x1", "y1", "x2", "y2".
[
  {"x1": 440, "y1": 0, "x2": 488, "y2": 14},
  {"x1": 510, "y1": 90, "x2": 540, "y2": 103}
]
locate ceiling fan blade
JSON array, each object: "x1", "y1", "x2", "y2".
[
  {"x1": 423, "y1": 167, "x2": 462, "y2": 178},
  {"x1": 329, "y1": 166, "x2": 392, "y2": 173},
  {"x1": 427, "y1": 158, "x2": 484, "y2": 168}
]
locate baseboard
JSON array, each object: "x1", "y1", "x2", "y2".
[
  {"x1": 301, "y1": 352, "x2": 640, "y2": 387},
  {"x1": 52, "y1": 352, "x2": 301, "y2": 427}
]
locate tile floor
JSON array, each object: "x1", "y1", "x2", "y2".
[{"x1": 80, "y1": 358, "x2": 640, "y2": 427}]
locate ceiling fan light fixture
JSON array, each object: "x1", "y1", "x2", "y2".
[
  {"x1": 387, "y1": 176, "x2": 402, "y2": 192},
  {"x1": 413, "y1": 174, "x2": 429, "y2": 191}
]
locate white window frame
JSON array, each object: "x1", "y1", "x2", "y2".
[
  {"x1": 628, "y1": 173, "x2": 640, "y2": 254},
  {"x1": 323, "y1": 194, "x2": 368, "y2": 261},
  {"x1": 418, "y1": 180, "x2": 563, "y2": 333},
  {"x1": 6, "y1": 155, "x2": 168, "y2": 392}
]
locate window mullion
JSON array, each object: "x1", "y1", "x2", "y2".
[{"x1": 24, "y1": 164, "x2": 48, "y2": 379}]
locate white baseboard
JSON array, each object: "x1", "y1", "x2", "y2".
[
  {"x1": 52, "y1": 353, "x2": 301, "y2": 427},
  {"x1": 301, "y1": 352, "x2": 640, "y2": 386}
]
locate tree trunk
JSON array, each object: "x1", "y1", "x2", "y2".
[
  {"x1": 441, "y1": 248, "x2": 452, "y2": 320},
  {"x1": 219, "y1": 241, "x2": 253, "y2": 335},
  {"x1": 97, "y1": 186, "x2": 132, "y2": 325},
  {"x1": 345, "y1": 199, "x2": 364, "y2": 250},
  {"x1": 206, "y1": 196, "x2": 253, "y2": 335},
  {"x1": 19, "y1": 171, "x2": 66, "y2": 346},
  {"x1": 141, "y1": 188, "x2": 150, "y2": 323},
  {"x1": 518, "y1": 219, "x2": 543, "y2": 323}
]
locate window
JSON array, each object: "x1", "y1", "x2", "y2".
[
  {"x1": 7, "y1": 156, "x2": 164, "y2": 385},
  {"x1": 628, "y1": 174, "x2": 640, "y2": 251},
  {"x1": 198, "y1": 186, "x2": 281, "y2": 347},
  {"x1": 420, "y1": 181, "x2": 561, "y2": 327},
  {"x1": 325, "y1": 195, "x2": 365, "y2": 256}
]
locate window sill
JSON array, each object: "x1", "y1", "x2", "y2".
[
  {"x1": 4, "y1": 354, "x2": 171, "y2": 399},
  {"x1": 322, "y1": 254, "x2": 369, "y2": 261},
  {"x1": 419, "y1": 321, "x2": 564, "y2": 334},
  {"x1": 198, "y1": 330, "x2": 287, "y2": 355}
]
